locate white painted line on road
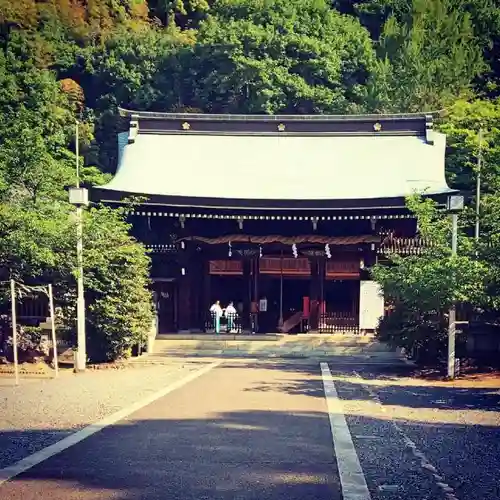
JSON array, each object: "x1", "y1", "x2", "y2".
[
  {"x1": 0, "y1": 361, "x2": 222, "y2": 486},
  {"x1": 320, "y1": 362, "x2": 371, "y2": 500}
]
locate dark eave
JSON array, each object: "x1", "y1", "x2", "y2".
[{"x1": 90, "y1": 189, "x2": 453, "y2": 212}]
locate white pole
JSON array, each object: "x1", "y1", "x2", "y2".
[
  {"x1": 48, "y1": 284, "x2": 59, "y2": 377},
  {"x1": 475, "y1": 128, "x2": 482, "y2": 241},
  {"x1": 75, "y1": 205, "x2": 86, "y2": 372},
  {"x1": 447, "y1": 213, "x2": 458, "y2": 379},
  {"x1": 10, "y1": 279, "x2": 19, "y2": 386},
  {"x1": 76, "y1": 121, "x2": 80, "y2": 188},
  {"x1": 451, "y1": 213, "x2": 458, "y2": 255},
  {"x1": 74, "y1": 121, "x2": 86, "y2": 372}
]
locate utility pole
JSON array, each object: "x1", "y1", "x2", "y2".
[
  {"x1": 69, "y1": 121, "x2": 88, "y2": 372},
  {"x1": 475, "y1": 128, "x2": 483, "y2": 241},
  {"x1": 448, "y1": 212, "x2": 458, "y2": 379},
  {"x1": 10, "y1": 279, "x2": 19, "y2": 386},
  {"x1": 447, "y1": 195, "x2": 464, "y2": 379}
]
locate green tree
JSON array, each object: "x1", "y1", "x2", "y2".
[
  {"x1": 84, "y1": 25, "x2": 191, "y2": 172},
  {"x1": 84, "y1": 205, "x2": 153, "y2": 362},
  {"x1": 147, "y1": 0, "x2": 211, "y2": 28},
  {"x1": 368, "y1": 0, "x2": 485, "y2": 112},
  {"x1": 332, "y1": 0, "x2": 500, "y2": 90},
  {"x1": 439, "y1": 99, "x2": 500, "y2": 314},
  {"x1": 372, "y1": 195, "x2": 486, "y2": 360},
  {"x1": 439, "y1": 98, "x2": 500, "y2": 193},
  {"x1": 331, "y1": 0, "x2": 410, "y2": 39},
  {"x1": 0, "y1": 39, "x2": 153, "y2": 362},
  {"x1": 87, "y1": 25, "x2": 189, "y2": 109},
  {"x1": 185, "y1": 0, "x2": 378, "y2": 114}
]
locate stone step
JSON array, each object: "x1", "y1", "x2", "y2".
[
  {"x1": 131, "y1": 352, "x2": 407, "y2": 365},
  {"x1": 149, "y1": 347, "x2": 401, "y2": 357},
  {"x1": 152, "y1": 342, "x2": 393, "y2": 354}
]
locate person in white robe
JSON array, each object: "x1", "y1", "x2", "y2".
[
  {"x1": 209, "y1": 300, "x2": 223, "y2": 334},
  {"x1": 225, "y1": 301, "x2": 238, "y2": 333}
]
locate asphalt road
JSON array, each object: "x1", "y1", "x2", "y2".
[{"x1": 1, "y1": 360, "x2": 499, "y2": 500}]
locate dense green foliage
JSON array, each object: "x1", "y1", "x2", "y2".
[
  {"x1": 372, "y1": 195, "x2": 486, "y2": 360},
  {"x1": 189, "y1": 0, "x2": 377, "y2": 114},
  {"x1": 1, "y1": 0, "x2": 500, "y2": 361},
  {"x1": 0, "y1": 17, "x2": 154, "y2": 362},
  {"x1": 374, "y1": 98, "x2": 500, "y2": 359}
]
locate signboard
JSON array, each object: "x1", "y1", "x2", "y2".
[{"x1": 359, "y1": 280, "x2": 384, "y2": 331}]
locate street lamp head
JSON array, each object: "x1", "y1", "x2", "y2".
[
  {"x1": 69, "y1": 187, "x2": 89, "y2": 207},
  {"x1": 447, "y1": 194, "x2": 464, "y2": 212}
]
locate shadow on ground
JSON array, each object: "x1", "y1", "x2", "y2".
[
  {"x1": 227, "y1": 361, "x2": 500, "y2": 412},
  {"x1": 1, "y1": 409, "x2": 499, "y2": 500},
  {"x1": 0, "y1": 410, "x2": 343, "y2": 500},
  {"x1": 0, "y1": 361, "x2": 499, "y2": 500}
]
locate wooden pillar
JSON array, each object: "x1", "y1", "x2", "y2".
[
  {"x1": 203, "y1": 258, "x2": 211, "y2": 325},
  {"x1": 319, "y1": 257, "x2": 326, "y2": 314},
  {"x1": 177, "y1": 240, "x2": 191, "y2": 332},
  {"x1": 177, "y1": 273, "x2": 190, "y2": 332},
  {"x1": 253, "y1": 257, "x2": 259, "y2": 302},
  {"x1": 363, "y1": 243, "x2": 376, "y2": 269},
  {"x1": 309, "y1": 258, "x2": 320, "y2": 331},
  {"x1": 368, "y1": 216, "x2": 378, "y2": 268},
  {"x1": 190, "y1": 252, "x2": 204, "y2": 331},
  {"x1": 252, "y1": 257, "x2": 260, "y2": 333},
  {"x1": 242, "y1": 259, "x2": 251, "y2": 330}
]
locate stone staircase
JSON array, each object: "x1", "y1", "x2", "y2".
[{"x1": 134, "y1": 333, "x2": 406, "y2": 365}]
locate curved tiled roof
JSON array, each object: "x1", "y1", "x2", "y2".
[{"x1": 95, "y1": 110, "x2": 453, "y2": 209}]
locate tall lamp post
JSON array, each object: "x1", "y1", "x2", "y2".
[
  {"x1": 69, "y1": 121, "x2": 88, "y2": 372},
  {"x1": 446, "y1": 194, "x2": 464, "y2": 379},
  {"x1": 475, "y1": 128, "x2": 483, "y2": 241}
]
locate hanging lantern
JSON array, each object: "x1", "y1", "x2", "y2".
[
  {"x1": 228, "y1": 241, "x2": 232, "y2": 257},
  {"x1": 325, "y1": 243, "x2": 331, "y2": 259},
  {"x1": 292, "y1": 243, "x2": 298, "y2": 258},
  {"x1": 259, "y1": 245, "x2": 263, "y2": 258}
]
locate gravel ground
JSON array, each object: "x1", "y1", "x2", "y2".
[
  {"x1": 334, "y1": 379, "x2": 440, "y2": 500},
  {"x1": 0, "y1": 360, "x2": 206, "y2": 469},
  {"x1": 336, "y1": 366, "x2": 500, "y2": 500}
]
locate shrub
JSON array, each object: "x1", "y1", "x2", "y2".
[
  {"x1": 377, "y1": 306, "x2": 449, "y2": 363},
  {"x1": 3, "y1": 325, "x2": 47, "y2": 363},
  {"x1": 83, "y1": 205, "x2": 154, "y2": 362}
]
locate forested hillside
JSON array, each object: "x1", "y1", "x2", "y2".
[
  {"x1": 1, "y1": 0, "x2": 499, "y2": 173},
  {"x1": 1, "y1": 0, "x2": 500, "y2": 361}
]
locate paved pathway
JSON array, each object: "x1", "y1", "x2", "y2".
[{"x1": 0, "y1": 360, "x2": 499, "y2": 499}]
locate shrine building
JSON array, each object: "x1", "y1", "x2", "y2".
[{"x1": 92, "y1": 110, "x2": 453, "y2": 335}]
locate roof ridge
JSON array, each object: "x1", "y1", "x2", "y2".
[{"x1": 118, "y1": 107, "x2": 441, "y2": 122}]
